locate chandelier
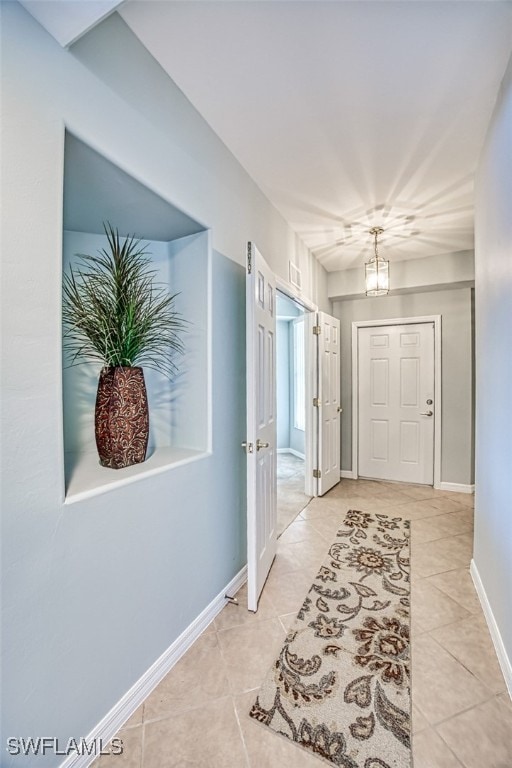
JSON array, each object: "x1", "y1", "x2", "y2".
[{"x1": 365, "y1": 227, "x2": 389, "y2": 296}]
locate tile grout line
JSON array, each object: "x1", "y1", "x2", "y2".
[
  {"x1": 231, "y1": 695, "x2": 252, "y2": 768},
  {"x1": 140, "y1": 694, "x2": 235, "y2": 728},
  {"x1": 432, "y1": 691, "x2": 505, "y2": 729},
  {"x1": 139, "y1": 716, "x2": 145, "y2": 768},
  {"x1": 431, "y1": 726, "x2": 467, "y2": 768},
  {"x1": 425, "y1": 626, "x2": 507, "y2": 696}
]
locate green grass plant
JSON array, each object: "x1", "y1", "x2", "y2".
[{"x1": 63, "y1": 223, "x2": 186, "y2": 378}]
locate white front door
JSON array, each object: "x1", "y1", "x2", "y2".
[
  {"x1": 245, "y1": 242, "x2": 277, "y2": 612},
  {"x1": 316, "y1": 311, "x2": 341, "y2": 496},
  {"x1": 358, "y1": 322, "x2": 435, "y2": 484}
]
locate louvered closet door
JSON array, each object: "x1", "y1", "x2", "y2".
[{"x1": 358, "y1": 323, "x2": 434, "y2": 484}]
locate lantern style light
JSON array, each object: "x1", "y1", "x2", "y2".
[{"x1": 365, "y1": 227, "x2": 389, "y2": 296}]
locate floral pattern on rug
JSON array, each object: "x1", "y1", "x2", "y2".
[{"x1": 249, "y1": 511, "x2": 411, "y2": 767}]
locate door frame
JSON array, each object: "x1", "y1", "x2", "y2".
[
  {"x1": 275, "y1": 278, "x2": 317, "y2": 497},
  {"x1": 351, "y1": 315, "x2": 442, "y2": 489}
]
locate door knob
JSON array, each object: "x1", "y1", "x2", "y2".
[
  {"x1": 420, "y1": 410, "x2": 433, "y2": 417},
  {"x1": 337, "y1": 406, "x2": 343, "y2": 413},
  {"x1": 256, "y1": 439, "x2": 269, "y2": 450}
]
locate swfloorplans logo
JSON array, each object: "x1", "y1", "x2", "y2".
[{"x1": 6, "y1": 737, "x2": 124, "y2": 757}]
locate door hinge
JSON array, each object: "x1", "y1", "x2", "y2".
[
  {"x1": 313, "y1": 469, "x2": 321, "y2": 479},
  {"x1": 247, "y1": 242, "x2": 252, "y2": 274},
  {"x1": 313, "y1": 397, "x2": 321, "y2": 407},
  {"x1": 313, "y1": 325, "x2": 321, "y2": 335}
]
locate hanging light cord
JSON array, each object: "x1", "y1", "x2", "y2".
[{"x1": 369, "y1": 226, "x2": 383, "y2": 261}]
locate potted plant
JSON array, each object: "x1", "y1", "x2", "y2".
[{"x1": 62, "y1": 223, "x2": 186, "y2": 469}]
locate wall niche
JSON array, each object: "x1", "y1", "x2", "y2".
[{"x1": 62, "y1": 132, "x2": 211, "y2": 502}]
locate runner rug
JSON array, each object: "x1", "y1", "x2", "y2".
[{"x1": 249, "y1": 510, "x2": 411, "y2": 768}]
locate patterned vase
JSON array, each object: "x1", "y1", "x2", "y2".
[{"x1": 95, "y1": 366, "x2": 149, "y2": 469}]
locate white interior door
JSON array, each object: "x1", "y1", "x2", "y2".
[
  {"x1": 358, "y1": 322, "x2": 435, "y2": 484},
  {"x1": 246, "y1": 242, "x2": 277, "y2": 612},
  {"x1": 316, "y1": 311, "x2": 341, "y2": 496}
]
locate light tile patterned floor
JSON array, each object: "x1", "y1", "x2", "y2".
[
  {"x1": 276, "y1": 452, "x2": 311, "y2": 534},
  {"x1": 93, "y1": 480, "x2": 512, "y2": 768}
]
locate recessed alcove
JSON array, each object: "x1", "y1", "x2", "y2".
[{"x1": 62, "y1": 133, "x2": 211, "y2": 502}]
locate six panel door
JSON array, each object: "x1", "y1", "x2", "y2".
[{"x1": 358, "y1": 323, "x2": 435, "y2": 484}]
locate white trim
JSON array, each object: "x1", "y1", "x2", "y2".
[
  {"x1": 438, "y1": 482, "x2": 474, "y2": 494},
  {"x1": 58, "y1": 566, "x2": 248, "y2": 768},
  {"x1": 351, "y1": 316, "x2": 442, "y2": 488},
  {"x1": 64, "y1": 449, "x2": 211, "y2": 505},
  {"x1": 275, "y1": 278, "x2": 318, "y2": 312},
  {"x1": 470, "y1": 560, "x2": 512, "y2": 699},
  {"x1": 340, "y1": 470, "x2": 357, "y2": 479}
]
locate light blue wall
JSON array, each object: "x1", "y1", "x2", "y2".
[
  {"x1": 168, "y1": 231, "x2": 210, "y2": 451},
  {"x1": 276, "y1": 320, "x2": 290, "y2": 450},
  {"x1": 3, "y1": 245, "x2": 246, "y2": 765},
  {"x1": 473, "y1": 53, "x2": 512, "y2": 678},
  {"x1": 276, "y1": 293, "x2": 301, "y2": 319},
  {"x1": 276, "y1": 293, "x2": 306, "y2": 456},
  {"x1": 289, "y1": 426, "x2": 306, "y2": 457},
  {"x1": 289, "y1": 321, "x2": 306, "y2": 457},
  {"x1": 0, "y1": 4, "x2": 327, "y2": 763}
]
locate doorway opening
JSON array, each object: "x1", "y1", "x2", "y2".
[{"x1": 276, "y1": 292, "x2": 312, "y2": 534}]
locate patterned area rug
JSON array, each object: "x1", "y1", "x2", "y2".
[{"x1": 249, "y1": 510, "x2": 411, "y2": 767}]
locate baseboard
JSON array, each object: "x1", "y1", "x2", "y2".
[
  {"x1": 59, "y1": 565, "x2": 248, "y2": 768},
  {"x1": 277, "y1": 448, "x2": 305, "y2": 460},
  {"x1": 437, "y1": 482, "x2": 474, "y2": 494},
  {"x1": 470, "y1": 560, "x2": 512, "y2": 699},
  {"x1": 339, "y1": 473, "x2": 473, "y2": 492}
]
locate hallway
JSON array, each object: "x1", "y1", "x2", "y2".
[{"x1": 94, "y1": 480, "x2": 512, "y2": 768}]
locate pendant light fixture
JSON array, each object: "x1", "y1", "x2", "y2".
[{"x1": 365, "y1": 227, "x2": 389, "y2": 296}]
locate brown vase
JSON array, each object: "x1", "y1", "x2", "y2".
[{"x1": 95, "y1": 366, "x2": 149, "y2": 469}]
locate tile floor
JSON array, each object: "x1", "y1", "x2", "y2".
[
  {"x1": 276, "y1": 452, "x2": 311, "y2": 535},
  {"x1": 93, "y1": 479, "x2": 512, "y2": 768}
]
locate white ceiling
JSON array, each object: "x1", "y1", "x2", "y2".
[
  {"x1": 116, "y1": 0, "x2": 512, "y2": 271},
  {"x1": 24, "y1": 0, "x2": 512, "y2": 271}
]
